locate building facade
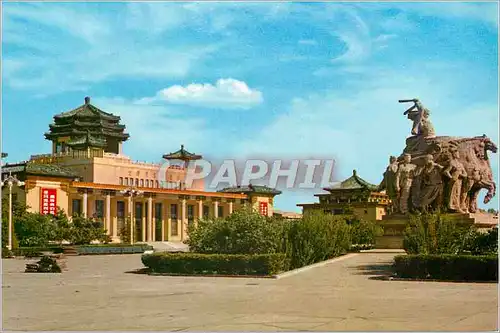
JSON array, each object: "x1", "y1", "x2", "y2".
[
  {"x1": 2, "y1": 97, "x2": 280, "y2": 243},
  {"x1": 297, "y1": 170, "x2": 390, "y2": 221}
]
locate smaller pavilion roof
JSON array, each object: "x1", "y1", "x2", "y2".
[
  {"x1": 162, "y1": 145, "x2": 202, "y2": 161},
  {"x1": 324, "y1": 169, "x2": 377, "y2": 192}
]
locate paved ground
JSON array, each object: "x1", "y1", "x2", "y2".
[{"x1": 2, "y1": 252, "x2": 498, "y2": 331}]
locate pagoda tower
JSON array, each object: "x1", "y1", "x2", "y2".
[{"x1": 44, "y1": 97, "x2": 129, "y2": 155}]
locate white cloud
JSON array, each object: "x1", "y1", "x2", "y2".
[
  {"x1": 139, "y1": 79, "x2": 263, "y2": 110},
  {"x1": 298, "y1": 39, "x2": 318, "y2": 46}
]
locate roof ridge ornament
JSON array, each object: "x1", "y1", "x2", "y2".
[{"x1": 84, "y1": 96, "x2": 90, "y2": 105}]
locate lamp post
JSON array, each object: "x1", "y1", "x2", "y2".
[
  {"x1": 119, "y1": 187, "x2": 143, "y2": 244},
  {"x1": 2, "y1": 173, "x2": 25, "y2": 250}
]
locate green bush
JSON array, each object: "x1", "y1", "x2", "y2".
[
  {"x1": 403, "y1": 213, "x2": 498, "y2": 255},
  {"x1": 66, "y1": 216, "x2": 110, "y2": 245},
  {"x1": 186, "y1": 207, "x2": 285, "y2": 255},
  {"x1": 349, "y1": 219, "x2": 383, "y2": 245},
  {"x1": 282, "y1": 212, "x2": 351, "y2": 269},
  {"x1": 141, "y1": 252, "x2": 288, "y2": 276},
  {"x1": 393, "y1": 254, "x2": 498, "y2": 281},
  {"x1": 14, "y1": 214, "x2": 58, "y2": 247},
  {"x1": 461, "y1": 228, "x2": 498, "y2": 255}
]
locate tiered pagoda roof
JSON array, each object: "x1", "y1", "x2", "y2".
[
  {"x1": 44, "y1": 96, "x2": 129, "y2": 149},
  {"x1": 162, "y1": 145, "x2": 202, "y2": 161}
]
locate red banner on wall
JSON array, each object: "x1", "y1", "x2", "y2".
[
  {"x1": 259, "y1": 202, "x2": 268, "y2": 216},
  {"x1": 40, "y1": 188, "x2": 57, "y2": 215}
]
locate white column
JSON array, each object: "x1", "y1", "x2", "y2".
[
  {"x1": 181, "y1": 198, "x2": 186, "y2": 240},
  {"x1": 82, "y1": 191, "x2": 88, "y2": 218},
  {"x1": 105, "y1": 193, "x2": 111, "y2": 235},
  {"x1": 142, "y1": 200, "x2": 146, "y2": 242},
  {"x1": 214, "y1": 200, "x2": 219, "y2": 218},
  {"x1": 8, "y1": 184, "x2": 12, "y2": 250},
  {"x1": 229, "y1": 200, "x2": 234, "y2": 215},
  {"x1": 129, "y1": 195, "x2": 134, "y2": 244},
  {"x1": 147, "y1": 196, "x2": 153, "y2": 242}
]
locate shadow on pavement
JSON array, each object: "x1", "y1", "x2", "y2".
[{"x1": 353, "y1": 262, "x2": 396, "y2": 281}]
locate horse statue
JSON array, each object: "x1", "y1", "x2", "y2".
[{"x1": 400, "y1": 134, "x2": 497, "y2": 213}]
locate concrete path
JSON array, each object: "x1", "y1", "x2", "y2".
[{"x1": 2, "y1": 252, "x2": 498, "y2": 331}]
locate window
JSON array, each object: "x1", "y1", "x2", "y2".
[
  {"x1": 155, "y1": 203, "x2": 162, "y2": 241},
  {"x1": 170, "y1": 204, "x2": 178, "y2": 236},
  {"x1": 117, "y1": 200, "x2": 125, "y2": 233},
  {"x1": 156, "y1": 180, "x2": 159, "y2": 188},
  {"x1": 187, "y1": 205, "x2": 194, "y2": 224},
  {"x1": 119, "y1": 177, "x2": 123, "y2": 185},
  {"x1": 135, "y1": 178, "x2": 139, "y2": 186},
  {"x1": 135, "y1": 202, "x2": 143, "y2": 242},
  {"x1": 125, "y1": 177, "x2": 129, "y2": 186},
  {"x1": 218, "y1": 205, "x2": 224, "y2": 218},
  {"x1": 145, "y1": 180, "x2": 149, "y2": 187},
  {"x1": 140, "y1": 179, "x2": 144, "y2": 187},
  {"x1": 95, "y1": 200, "x2": 104, "y2": 221},
  {"x1": 72, "y1": 199, "x2": 82, "y2": 216},
  {"x1": 203, "y1": 205, "x2": 210, "y2": 218}
]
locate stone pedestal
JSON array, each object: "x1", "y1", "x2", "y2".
[
  {"x1": 375, "y1": 214, "x2": 408, "y2": 249},
  {"x1": 375, "y1": 213, "x2": 498, "y2": 249}
]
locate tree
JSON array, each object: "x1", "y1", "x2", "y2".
[
  {"x1": 14, "y1": 213, "x2": 57, "y2": 247},
  {"x1": 2, "y1": 194, "x2": 29, "y2": 249}
]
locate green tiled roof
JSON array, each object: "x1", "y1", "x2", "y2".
[
  {"x1": 162, "y1": 145, "x2": 202, "y2": 160},
  {"x1": 44, "y1": 97, "x2": 129, "y2": 143},
  {"x1": 218, "y1": 184, "x2": 282, "y2": 195},
  {"x1": 325, "y1": 170, "x2": 377, "y2": 191},
  {"x1": 2, "y1": 162, "x2": 79, "y2": 179},
  {"x1": 66, "y1": 130, "x2": 107, "y2": 149}
]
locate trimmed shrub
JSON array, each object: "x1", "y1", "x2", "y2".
[
  {"x1": 282, "y1": 212, "x2": 351, "y2": 269},
  {"x1": 186, "y1": 208, "x2": 285, "y2": 255},
  {"x1": 393, "y1": 254, "x2": 498, "y2": 281},
  {"x1": 141, "y1": 252, "x2": 289, "y2": 276},
  {"x1": 12, "y1": 246, "x2": 64, "y2": 257}
]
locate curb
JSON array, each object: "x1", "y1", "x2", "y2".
[
  {"x1": 274, "y1": 253, "x2": 359, "y2": 279},
  {"x1": 360, "y1": 249, "x2": 407, "y2": 254}
]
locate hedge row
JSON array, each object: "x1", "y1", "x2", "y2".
[
  {"x1": 77, "y1": 244, "x2": 153, "y2": 255},
  {"x1": 11, "y1": 246, "x2": 64, "y2": 258},
  {"x1": 141, "y1": 252, "x2": 289, "y2": 276},
  {"x1": 393, "y1": 255, "x2": 498, "y2": 281}
]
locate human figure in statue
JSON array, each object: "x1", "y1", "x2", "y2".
[
  {"x1": 461, "y1": 167, "x2": 481, "y2": 213},
  {"x1": 377, "y1": 156, "x2": 399, "y2": 213},
  {"x1": 443, "y1": 149, "x2": 468, "y2": 213},
  {"x1": 402, "y1": 99, "x2": 436, "y2": 137},
  {"x1": 413, "y1": 154, "x2": 444, "y2": 212},
  {"x1": 395, "y1": 153, "x2": 417, "y2": 214}
]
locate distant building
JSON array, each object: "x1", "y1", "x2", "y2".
[
  {"x1": 297, "y1": 170, "x2": 390, "y2": 221},
  {"x1": 273, "y1": 209, "x2": 302, "y2": 220},
  {"x1": 2, "y1": 97, "x2": 281, "y2": 243}
]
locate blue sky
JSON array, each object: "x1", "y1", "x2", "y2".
[{"x1": 2, "y1": 2, "x2": 499, "y2": 212}]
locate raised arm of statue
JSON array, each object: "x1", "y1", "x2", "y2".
[{"x1": 395, "y1": 168, "x2": 401, "y2": 193}]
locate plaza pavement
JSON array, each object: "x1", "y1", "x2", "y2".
[{"x1": 2, "y1": 251, "x2": 498, "y2": 331}]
